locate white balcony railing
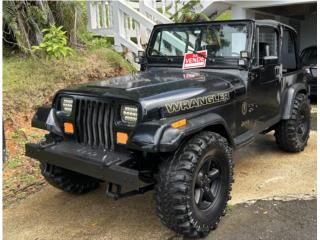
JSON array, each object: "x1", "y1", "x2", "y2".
[
  {"x1": 87, "y1": 0, "x2": 209, "y2": 67},
  {"x1": 87, "y1": 0, "x2": 174, "y2": 54}
]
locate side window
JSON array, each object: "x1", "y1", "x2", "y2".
[
  {"x1": 281, "y1": 29, "x2": 297, "y2": 72},
  {"x1": 257, "y1": 27, "x2": 278, "y2": 65}
]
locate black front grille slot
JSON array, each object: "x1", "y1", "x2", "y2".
[{"x1": 75, "y1": 99, "x2": 114, "y2": 149}]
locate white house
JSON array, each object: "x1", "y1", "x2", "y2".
[
  {"x1": 202, "y1": 0, "x2": 317, "y2": 50},
  {"x1": 87, "y1": 0, "x2": 317, "y2": 65}
]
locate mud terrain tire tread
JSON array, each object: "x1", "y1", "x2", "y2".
[
  {"x1": 154, "y1": 131, "x2": 233, "y2": 238},
  {"x1": 40, "y1": 163, "x2": 100, "y2": 194},
  {"x1": 275, "y1": 93, "x2": 310, "y2": 152}
]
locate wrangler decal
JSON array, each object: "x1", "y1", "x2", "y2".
[{"x1": 165, "y1": 92, "x2": 230, "y2": 114}]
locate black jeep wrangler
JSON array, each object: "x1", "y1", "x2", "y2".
[{"x1": 26, "y1": 20, "x2": 310, "y2": 238}]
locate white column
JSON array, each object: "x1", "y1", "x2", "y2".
[
  {"x1": 87, "y1": 1, "x2": 97, "y2": 30},
  {"x1": 161, "y1": 0, "x2": 166, "y2": 14},
  {"x1": 231, "y1": 5, "x2": 247, "y2": 20},
  {"x1": 111, "y1": 1, "x2": 123, "y2": 52},
  {"x1": 94, "y1": 1, "x2": 101, "y2": 29},
  {"x1": 139, "y1": 0, "x2": 149, "y2": 45},
  {"x1": 101, "y1": 1, "x2": 107, "y2": 28}
]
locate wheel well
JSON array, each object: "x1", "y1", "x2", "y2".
[
  {"x1": 297, "y1": 89, "x2": 307, "y2": 95},
  {"x1": 202, "y1": 124, "x2": 233, "y2": 146}
]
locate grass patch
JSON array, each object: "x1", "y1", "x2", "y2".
[
  {"x1": 226, "y1": 204, "x2": 233, "y2": 214},
  {"x1": 6, "y1": 158, "x2": 23, "y2": 169},
  {"x1": 3, "y1": 48, "x2": 134, "y2": 119}
]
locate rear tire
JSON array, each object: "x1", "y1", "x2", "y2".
[
  {"x1": 155, "y1": 132, "x2": 233, "y2": 238},
  {"x1": 275, "y1": 93, "x2": 311, "y2": 152},
  {"x1": 40, "y1": 162, "x2": 100, "y2": 194}
]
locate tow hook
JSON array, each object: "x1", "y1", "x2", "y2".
[{"x1": 39, "y1": 139, "x2": 56, "y2": 149}]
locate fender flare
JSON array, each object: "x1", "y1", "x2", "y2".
[
  {"x1": 127, "y1": 112, "x2": 233, "y2": 153},
  {"x1": 281, "y1": 83, "x2": 307, "y2": 119}
]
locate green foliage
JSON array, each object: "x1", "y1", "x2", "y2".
[
  {"x1": 26, "y1": 5, "x2": 47, "y2": 24},
  {"x1": 171, "y1": 0, "x2": 210, "y2": 23},
  {"x1": 80, "y1": 34, "x2": 113, "y2": 50},
  {"x1": 3, "y1": 1, "x2": 54, "y2": 53},
  {"x1": 49, "y1": 1, "x2": 86, "y2": 46},
  {"x1": 3, "y1": 1, "x2": 87, "y2": 54},
  {"x1": 226, "y1": 204, "x2": 233, "y2": 214},
  {"x1": 215, "y1": 10, "x2": 232, "y2": 21},
  {"x1": 32, "y1": 25, "x2": 73, "y2": 58}
]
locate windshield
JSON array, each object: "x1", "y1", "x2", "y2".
[{"x1": 148, "y1": 23, "x2": 248, "y2": 60}]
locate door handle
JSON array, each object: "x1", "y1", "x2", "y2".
[
  {"x1": 275, "y1": 66, "x2": 279, "y2": 75},
  {"x1": 274, "y1": 66, "x2": 283, "y2": 86}
]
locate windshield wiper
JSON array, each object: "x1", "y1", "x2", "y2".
[{"x1": 193, "y1": 51, "x2": 215, "y2": 63}]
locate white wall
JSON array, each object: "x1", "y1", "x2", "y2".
[
  {"x1": 299, "y1": 14, "x2": 317, "y2": 51},
  {"x1": 242, "y1": 8, "x2": 316, "y2": 52},
  {"x1": 231, "y1": 5, "x2": 247, "y2": 19}
]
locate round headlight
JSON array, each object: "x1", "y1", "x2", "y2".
[
  {"x1": 61, "y1": 97, "x2": 73, "y2": 116},
  {"x1": 120, "y1": 105, "x2": 138, "y2": 126}
]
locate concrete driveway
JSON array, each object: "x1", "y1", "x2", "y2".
[{"x1": 4, "y1": 116, "x2": 316, "y2": 239}]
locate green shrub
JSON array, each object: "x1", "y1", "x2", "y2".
[
  {"x1": 215, "y1": 10, "x2": 232, "y2": 20},
  {"x1": 32, "y1": 25, "x2": 73, "y2": 58},
  {"x1": 79, "y1": 32, "x2": 113, "y2": 49}
]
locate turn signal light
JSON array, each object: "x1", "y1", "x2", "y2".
[
  {"x1": 171, "y1": 119, "x2": 187, "y2": 129},
  {"x1": 117, "y1": 132, "x2": 128, "y2": 144},
  {"x1": 64, "y1": 122, "x2": 74, "y2": 134}
]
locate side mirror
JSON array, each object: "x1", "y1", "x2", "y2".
[
  {"x1": 134, "y1": 51, "x2": 146, "y2": 64},
  {"x1": 239, "y1": 51, "x2": 250, "y2": 68},
  {"x1": 138, "y1": 51, "x2": 145, "y2": 58},
  {"x1": 240, "y1": 51, "x2": 250, "y2": 59},
  {"x1": 307, "y1": 66, "x2": 317, "y2": 78},
  {"x1": 238, "y1": 58, "x2": 249, "y2": 67}
]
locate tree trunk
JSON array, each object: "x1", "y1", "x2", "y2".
[
  {"x1": 14, "y1": 1, "x2": 32, "y2": 53},
  {"x1": 36, "y1": 0, "x2": 55, "y2": 25},
  {"x1": 70, "y1": 5, "x2": 78, "y2": 46},
  {"x1": 28, "y1": 16, "x2": 43, "y2": 45}
]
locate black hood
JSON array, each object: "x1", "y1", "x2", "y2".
[{"x1": 58, "y1": 68, "x2": 247, "y2": 113}]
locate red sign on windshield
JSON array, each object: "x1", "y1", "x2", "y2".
[{"x1": 182, "y1": 50, "x2": 207, "y2": 70}]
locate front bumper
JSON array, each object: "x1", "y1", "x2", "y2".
[{"x1": 26, "y1": 141, "x2": 150, "y2": 192}]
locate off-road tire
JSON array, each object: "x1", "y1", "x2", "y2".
[
  {"x1": 275, "y1": 93, "x2": 311, "y2": 152},
  {"x1": 155, "y1": 132, "x2": 233, "y2": 238},
  {"x1": 40, "y1": 162, "x2": 100, "y2": 194}
]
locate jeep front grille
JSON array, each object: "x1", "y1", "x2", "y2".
[{"x1": 75, "y1": 99, "x2": 114, "y2": 149}]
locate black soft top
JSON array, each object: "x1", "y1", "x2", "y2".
[
  {"x1": 154, "y1": 19, "x2": 297, "y2": 33},
  {"x1": 255, "y1": 19, "x2": 297, "y2": 33}
]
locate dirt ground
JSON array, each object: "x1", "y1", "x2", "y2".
[
  {"x1": 3, "y1": 128, "x2": 316, "y2": 240},
  {"x1": 231, "y1": 130, "x2": 316, "y2": 204},
  {"x1": 211, "y1": 199, "x2": 316, "y2": 240}
]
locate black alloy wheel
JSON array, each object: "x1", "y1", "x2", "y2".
[{"x1": 194, "y1": 158, "x2": 221, "y2": 211}]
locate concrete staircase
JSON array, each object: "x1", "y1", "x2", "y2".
[
  {"x1": 87, "y1": 0, "x2": 177, "y2": 68},
  {"x1": 86, "y1": 0, "x2": 226, "y2": 68}
]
